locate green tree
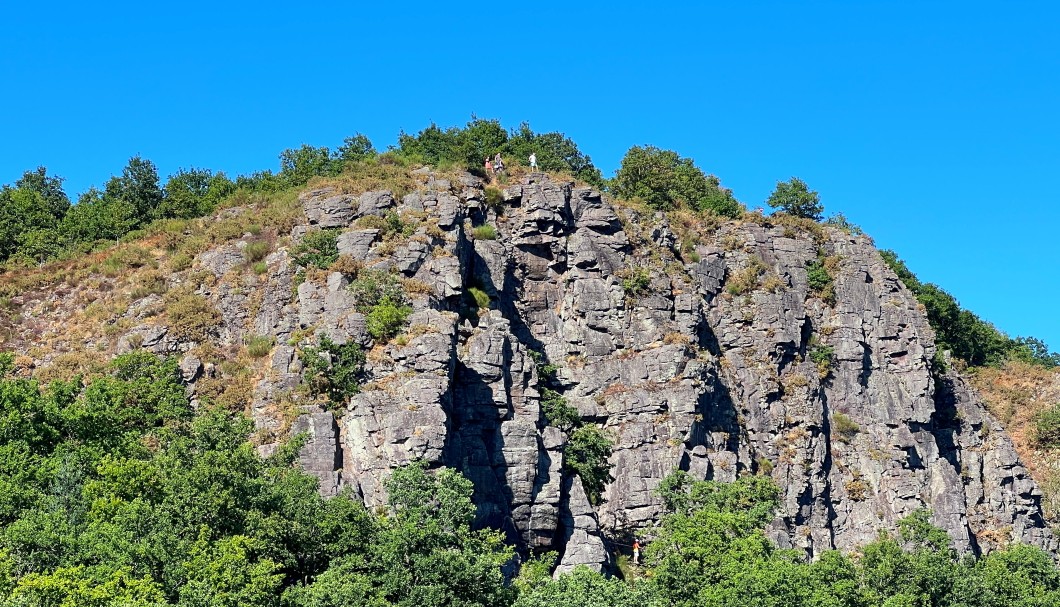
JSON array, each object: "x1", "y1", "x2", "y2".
[
  {"x1": 396, "y1": 123, "x2": 462, "y2": 166},
  {"x1": 457, "y1": 118, "x2": 508, "y2": 168},
  {"x1": 0, "y1": 168, "x2": 70, "y2": 261},
  {"x1": 105, "y1": 155, "x2": 164, "y2": 225},
  {"x1": 60, "y1": 187, "x2": 135, "y2": 244},
  {"x1": 336, "y1": 133, "x2": 377, "y2": 163},
  {"x1": 564, "y1": 425, "x2": 613, "y2": 505},
  {"x1": 513, "y1": 565, "x2": 657, "y2": 607},
  {"x1": 279, "y1": 145, "x2": 339, "y2": 186},
  {"x1": 299, "y1": 335, "x2": 365, "y2": 404},
  {"x1": 284, "y1": 462, "x2": 513, "y2": 607},
  {"x1": 15, "y1": 167, "x2": 70, "y2": 220},
  {"x1": 766, "y1": 177, "x2": 823, "y2": 220},
  {"x1": 611, "y1": 145, "x2": 741, "y2": 217},
  {"x1": 645, "y1": 473, "x2": 783, "y2": 607},
  {"x1": 503, "y1": 123, "x2": 604, "y2": 187},
  {"x1": 157, "y1": 168, "x2": 234, "y2": 219},
  {"x1": 1009, "y1": 337, "x2": 1060, "y2": 368}
]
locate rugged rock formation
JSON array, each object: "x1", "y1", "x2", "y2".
[{"x1": 37, "y1": 170, "x2": 1053, "y2": 570}]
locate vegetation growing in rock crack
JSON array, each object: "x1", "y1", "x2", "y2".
[
  {"x1": 805, "y1": 253, "x2": 838, "y2": 305},
  {"x1": 292, "y1": 228, "x2": 340, "y2": 269},
  {"x1": 347, "y1": 268, "x2": 413, "y2": 342},
  {"x1": 620, "y1": 266, "x2": 651, "y2": 299},
  {"x1": 809, "y1": 338, "x2": 836, "y2": 377},
  {"x1": 471, "y1": 224, "x2": 498, "y2": 240},
  {"x1": 299, "y1": 334, "x2": 366, "y2": 405},
  {"x1": 530, "y1": 350, "x2": 613, "y2": 503},
  {"x1": 726, "y1": 256, "x2": 768, "y2": 296},
  {"x1": 831, "y1": 412, "x2": 860, "y2": 442}
]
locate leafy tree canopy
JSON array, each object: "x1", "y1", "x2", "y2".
[
  {"x1": 766, "y1": 177, "x2": 823, "y2": 220},
  {"x1": 611, "y1": 145, "x2": 743, "y2": 217},
  {"x1": 396, "y1": 118, "x2": 604, "y2": 187}
]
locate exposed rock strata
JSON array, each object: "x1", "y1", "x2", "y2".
[{"x1": 131, "y1": 172, "x2": 1057, "y2": 569}]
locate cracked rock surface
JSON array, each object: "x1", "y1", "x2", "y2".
[{"x1": 100, "y1": 172, "x2": 1057, "y2": 569}]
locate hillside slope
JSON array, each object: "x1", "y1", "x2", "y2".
[{"x1": 2, "y1": 167, "x2": 1053, "y2": 571}]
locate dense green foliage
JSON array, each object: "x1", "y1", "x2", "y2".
[
  {"x1": 157, "y1": 168, "x2": 235, "y2": 220},
  {"x1": 291, "y1": 229, "x2": 340, "y2": 269},
  {"x1": 766, "y1": 177, "x2": 824, "y2": 220},
  {"x1": 396, "y1": 119, "x2": 604, "y2": 187},
  {"x1": 4, "y1": 352, "x2": 1060, "y2": 605},
  {"x1": 881, "y1": 250, "x2": 1058, "y2": 368},
  {"x1": 299, "y1": 335, "x2": 366, "y2": 405},
  {"x1": 346, "y1": 269, "x2": 413, "y2": 342},
  {"x1": 530, "y1": 351, "x2": 613, "y2": 504},
  {"x1": 0, "y1": 167, "x2": 71, "y2": 263},
  {"x1": 611, "y1": 146, "x2": 743, "y2": 217},
  {"x1": 0, "y1": 353, "x2": 512, "y2": 606},
  {"x1": 520, "y1": 472, "x2": 1060, "y2": 607},
  {"x1": 564, "y1": 425, "x2": 614, "y2": 505}
]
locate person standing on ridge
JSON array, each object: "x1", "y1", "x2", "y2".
[
  {"x1": 494, "y1": 152, "x2": 505, "y2": 177},
  {"x1": 529, "y1": 152, "x2": 537, "y2": 171},
  {"x1": 485, "y1": 157, "x2": 493, "y2": 178},
  {"x1": 632, "y1": 540, "x2": 640, "y2": 565}
]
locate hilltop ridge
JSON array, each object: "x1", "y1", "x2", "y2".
[{"x1": 2, "y1": 161, "x2": 1055, "y2": 573}]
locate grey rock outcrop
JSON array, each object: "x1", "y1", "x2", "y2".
[
  {"x1": 165, "y1": 170, "x2": 1055, "y2": 573},
  {"x1": 302, "y1": 187, "x2": 356, "y2": 228}
]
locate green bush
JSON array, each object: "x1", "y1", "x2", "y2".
[
  {"x1": 300, "y1": 335, "x2": 365, "y2": 404},
  {"x1": 611, "y1": 145, "x2": 742, "y2": 217},
  {"x1": 170, "y1": 252, "x2": 193, "y2": 271},
  {"x1": 292, "y1": 228, "x2": 340, "y2": 269},
  {"x1": 246, "y1": 335, "x2": 275, "y2": 358},
  {"x1": 541, "y1": 388, "x2": 580, "y2": 432},
  {"x1": 825, "y1": 212, "x2": 863, "y2": 235},
  {"x1": 484, "y1": 186, "x2": 504, "y2": 210},
  {"x1": 348, "y1": 269, "x2": 406, "y2": 312},
  {"x1": 251, "y1": 261, "x2": 268, "y2": 275},
  {"x1": 1035, "y1": 405, "x2": 1060, "y2": 447},
  {"x1": 164, "y1": 287, "x2": 220, "y2": 342},
  {"x1": 621, "y1": 267, "x2": 651, "y2": 298},
  {"x1": 832, "y1": 412, "x2": 860, "y2": 443},
  {"x1": 243, "y1": 240, "x2": 270, "y2": 263},
  {"x1": 565, "y1": 425, "x2": 614, "y2": 505},
  {"x1": 805, "y1": 255, "x2": 837, "y2": 305},
  {"x1": 468, "y1": 286, "x2": 491, "y2": 310},
  {"x1": 809, "y1": 339, "x2": 835, "y2": 376},
  {"x1": 471, "y1": 224, "x2": 497, "y2": 240},
  {"x1": 365, "y1": 297, "x2": 413, "y2": 342}
]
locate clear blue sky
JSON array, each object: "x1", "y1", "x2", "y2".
[{"x1": 2, "y1": 1, "x2": 1058, "y2": 351}]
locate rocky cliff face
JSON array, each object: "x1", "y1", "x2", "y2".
[{"x1": 10, "y1": 169, "x2": 1053, "y2": 571}]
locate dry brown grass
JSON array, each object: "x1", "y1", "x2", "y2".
[
  {"x1": 309, "y1": 159, "x2": 418, "y2": 200},
  {"x1": 970, "y1": 361, "x2": 1060, "y2": 517}
]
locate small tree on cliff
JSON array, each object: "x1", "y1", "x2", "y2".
[{"x1": 766, "y1": 177, "x2": 823, "y2": 220}]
